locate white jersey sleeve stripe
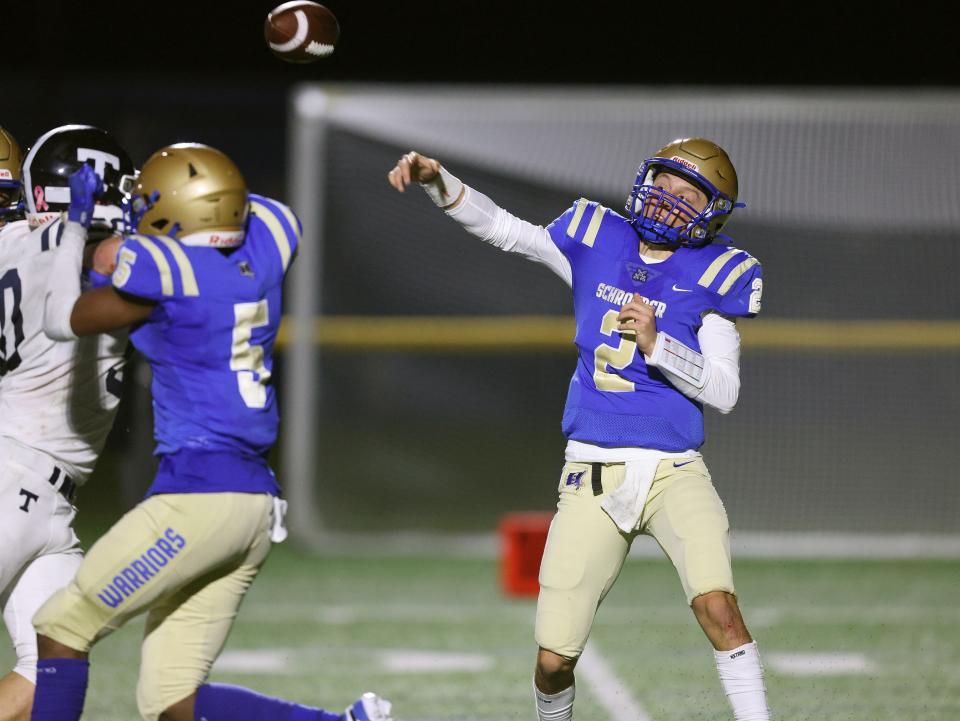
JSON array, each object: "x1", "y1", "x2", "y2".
[
  {"x1": 565, "y1": 198, "x2": 589, "y2": 238},
  {"x1": 717, "y1": 257, "x2": 759, "y2": 296},
  {"x1": 132, "y1": 235, "x2": 175, "y2": 296},
  {"x1": 582, "y1": 205, "x2": 607, "y2": 248},
  {"x1": 251, "y1": 200, "x2": 292, "y2": 271},
  {"x1": 697, "y1": 248, "x2": 741, "y2": 288},
  {"x1": 154, "y1": 237, "x2": 199, "y2": 296}
]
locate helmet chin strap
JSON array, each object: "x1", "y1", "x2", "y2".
[{"x1": 636, "y1": 223, "x2": 682, "y2": 247}]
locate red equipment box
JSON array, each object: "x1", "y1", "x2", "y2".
[{"x1": 498, "y1": 511, "x2": 554, "y2": 597}]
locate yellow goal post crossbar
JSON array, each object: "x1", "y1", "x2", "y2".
[{"x1": 276, "y1": 316, "x2": 960, "y2": 353}]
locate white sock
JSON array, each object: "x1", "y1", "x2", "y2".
[
  {"x1": 714, "y1": 641, "x2": 771, "y2": 721},
  {"x1": 533, "y1": 680, "x2": 575, "y2": 721}
]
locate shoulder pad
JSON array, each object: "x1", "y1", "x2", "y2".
[
  {"x1": 694, "y1": 246, "x2": 760, "y2": 296},
  {"x1": 559, "y1": 198, "x2": 628, "y2": 249},
  {"x1": 248, "y1": 194, "x2": 302, "y2": 272},
  {"x1": 0, "y1": 221, "x2": 35, "y2": 262},
  {"x1": 693, "y1": 246, "x2": 763, "y2": 317},
  {"x1": 35, "y1": 217, "x2": 65, "y2": 253},
  {"x1": 112, "y1": 234, "x2": 200, "y2": 300}
]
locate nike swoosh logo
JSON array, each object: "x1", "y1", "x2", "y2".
[
  {"x1": 672, "y1": 284, "x2": 693, "y2": 292},
  {"x1": 673, "y1": 460, "x2": 696, "y2": 468}
]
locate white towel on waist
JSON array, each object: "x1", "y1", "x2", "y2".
[
  {"x1": 600, "y1": 458, "x2": 661, "y2": 533},
  {"x1": 564, "y1": 440, "x2": 701, "y2": 533}
]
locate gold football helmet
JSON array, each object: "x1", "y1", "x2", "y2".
[
  {"x1": 626, "y1": 137, "x2": 743, "y2": 247},
  {"x1": 0, "y1": 126, "x2": 23, "y2": 220},
  {"x1": 129, "y1": 143, "x2": 248, "y2": 247}
]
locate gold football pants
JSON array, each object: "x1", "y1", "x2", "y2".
[
  {"x1": 33, "y1": 492, "x2": 274, "y2": 720},
  {"x1": 535, "y1": 458, "x2": 734, "y2": 658}
]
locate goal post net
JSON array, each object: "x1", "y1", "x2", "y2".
[{"x1": 282, "y1": 85, "x2": 960, "y2": 557}]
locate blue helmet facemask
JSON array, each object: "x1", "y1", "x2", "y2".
[
  {"x1": 0, "y1": 176, "x2": 23, "y2": 221},
  {"x1": 625, "y1": 157, "x2": 744, "y2": 248}
]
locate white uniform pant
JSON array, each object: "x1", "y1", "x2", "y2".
[{"x1": 0, "y1": 437, "x2": 82, "y2": 682}]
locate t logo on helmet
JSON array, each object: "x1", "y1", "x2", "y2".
[
  {"x1": 21, "y1": 125, "x2": 135, "y2": 229},
  {"x1": 77, "y1": 148, "x2": 121, "y2": 180}
]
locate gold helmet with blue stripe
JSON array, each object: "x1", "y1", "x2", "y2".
[
  {"x1": 0, "y1": 126, "x2": 23, "y2": 221},
  {"x1": 127, "y1": 143, "x2": 248, "y2": 247},
  {"x1": 626, "y1": 137, "x2": 743, "y2": 248}
]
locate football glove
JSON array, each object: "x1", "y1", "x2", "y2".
[{"x1": 67, "y1": 164, "x2": 103, "y2": 228}]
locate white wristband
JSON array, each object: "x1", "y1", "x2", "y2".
[
  {"x1": 646, "y1": 331, "x2": 705, "y2": 388},
  {"x1": 420, "y1": 166, "x2": 464, "y2": 209}
]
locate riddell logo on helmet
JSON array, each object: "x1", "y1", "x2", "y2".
[
  {"x1": 0, "y1": 169, "x2": 12, "y2": 179},
  {"x1": 208, "y1": 234, "x2": 243, "y2": 247},
  {"x1": 670, "y1": 156, "x2": 700, "y2": 173}
]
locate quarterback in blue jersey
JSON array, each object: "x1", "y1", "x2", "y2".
[
  {"x1": 389, "y1": 138, "x2": 770, "y2": 721},
  {"x1": 34, "y1": 148, "x2": 392, "y2": 721}
]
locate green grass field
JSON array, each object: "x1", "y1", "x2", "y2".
[{"x1": 3, "y1": 541, "x2": 959, "y2": 720}]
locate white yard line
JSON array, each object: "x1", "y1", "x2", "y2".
[
  {"x1": 215, "y1": 647, "x2": 496, "y2": 675},
  {"x1": 215, "y1": 649, "x2": 291, "y2": 673},
  {"x1": 378, "y1": 649, "x2": 494, "y2": 673},
  {"x1": 766, "y1": 652, "x2": 874, "y2": 676},
  {"x1": 579, "y1": 642, "x2": 653, "y2": 721}
]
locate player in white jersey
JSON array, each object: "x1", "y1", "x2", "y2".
[{"x1": 0, "y1": 125, "x2": 134, "y2": 721}]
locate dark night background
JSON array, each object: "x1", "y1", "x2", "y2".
[
  {"x1": 8, "y1": 1, "x2": 958, "y2": 86},
  {"x1": 4, "y1": 0, "x2": 956, "y2": 197}
]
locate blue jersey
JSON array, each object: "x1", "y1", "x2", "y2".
[
  {"x1": 547, "y1": 199, "x2": 762, "y2": 451},
  {"x1": 111, "y1": 194, "x2": 301, "y2": 495}
]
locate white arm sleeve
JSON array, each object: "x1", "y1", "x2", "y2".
[
  {"x1": 644, "y1": 311, "x2": 742, "y2": 414},
  {"x1": 42, "y1": 220, "x2": 86, "y2": 341},
  {"x1": 422, "y1": 169, "x2": 572, "y2": 287}
]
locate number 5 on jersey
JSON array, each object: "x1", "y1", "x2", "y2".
[{"x1": 231, "y1": 300, "x2": 271, "y2": 408}]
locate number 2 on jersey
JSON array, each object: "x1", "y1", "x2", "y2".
[
  {"x1": 594, "y1": 309, "x2": 636, "y2": 392},
  {"x1": 231, "y1": 300, "x2": 271, "y2": 408},
  {"x1": 749, "y1": 277, "x2": 763, "y2": 315}
]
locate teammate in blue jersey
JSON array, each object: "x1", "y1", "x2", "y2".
[
  {"x1": 389, "y1": 138, "x2": 770, "y2": 721},
  {"x1": 34, "y1": 146, "x2": 393, "y2": 721}
]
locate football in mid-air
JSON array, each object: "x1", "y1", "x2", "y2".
[{"x1": 264, "y1": 1, "x2": 339, "y2": 63}]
